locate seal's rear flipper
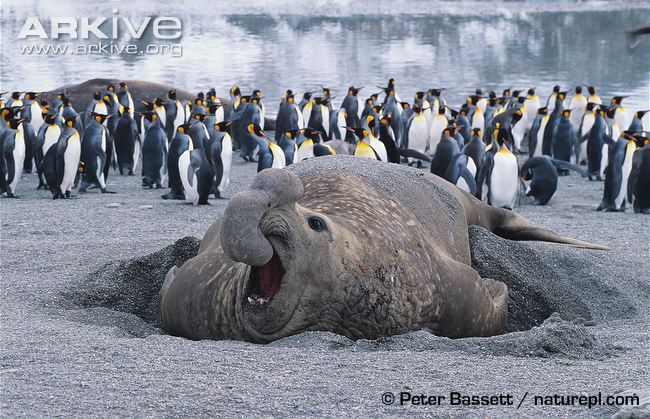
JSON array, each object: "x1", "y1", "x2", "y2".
[
  {"x1": 483, "y1": 278, "x2": 508, "y2": 317},
  {"x1": 490, "y1": 210, "x2": 610, "y2": 250}
]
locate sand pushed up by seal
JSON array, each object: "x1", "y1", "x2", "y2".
[{"x1": 159, "y1": 156, "x2": 607, "y2": 343}]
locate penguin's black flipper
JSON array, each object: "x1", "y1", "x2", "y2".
[
  {"x1": 398, "y1": 148, "x2": 432, "y2": 162},
  {"x1": 475, "y1": 153, "x2": 494, "y2": 201},
  {"x1": 550, "y1": 159, "x2": 588, "y2": 177},
  {"x1": 459, "y1": 165, "x2": 478, "y2": 196},
  {"x1": 4, "y1": 151, "x2": 16, "y2": 187},
  {"x1": 186, "y1": 151, "x2": 202, "y2": 188}
]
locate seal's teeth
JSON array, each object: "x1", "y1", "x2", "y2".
[
  {"x1": 247, "y1": 296, "x2": 254, "y2": 304},
  {"x1": 258, "y1": 297, "x2": 268, "y2": 305}
]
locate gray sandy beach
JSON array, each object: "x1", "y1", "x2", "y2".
[{"x1": 1, "y1": 157, "x2": 648, "y2": 417}]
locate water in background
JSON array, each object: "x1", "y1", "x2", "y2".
[{"x1": 1, "y1": 0, "x2": 648, "y2": 114}]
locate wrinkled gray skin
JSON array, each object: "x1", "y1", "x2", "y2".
[{"x1": 160, "y1": 156, "x2": 606, "y2": 343}]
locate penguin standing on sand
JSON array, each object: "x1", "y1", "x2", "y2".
[
  {"x1": 542, "y1": 91, "x2": 566, "y2": 155},
  {"x1": 206, "y1": 121, "x2": 233, "y2": 198},
  {"x1": 610, "y1": 96, "x2": 629, "y2": 131},
  {"x1": 477, "y1": 128, "x2": 519, "y2": 210},
  {"x1": 462, "y1": 128, "x2": 484, "y2": 179},
  {"x1": 378, "y1": 115, "x2": 401, "y2": 164},
  {"x1": 403, "y1": 103, "x2": 429, "y2": 167},
  {"x1": 113, "y1": 107, "x2": 140, "y2": 175},
  {"x1": 79, "y1": 112, "x2": 114, "y2": 193},
  {"x1": 19, "y1": 92, "x2": 41, "y2": 173},
  {"x1": 1, "y1": 118, "x2": 26, "y2": 198},
  {"x1": 568, "y1": 86, "x2": 588, "y2": 131},
  {"x1": 528, "y1": 107, "x2": 548, "y2": 158},
  {"x1": 627, "y1": 134, "x2": 650, "y2": 213},
  {"x1": 580, "y1": 106, "x2": 610, "y2": 181},
  {"x1": 35, "y1": 113, "x2": 61, "y2": 189},
  {"x1": 45, "y1": 115, "x2": 81, "y2": 199},
  {"x1": 178, "y1": 141, "x2": 214, "y2": 205},
  {"x1": 520, "y1": 156, "x2": 587, "y2": 205},
  {"x1": 141, "y1": 112, "x2": 168, "y2": 189},
  {"x1": 278, "y1": 129, "x2": 300, "y2": 165},
  {"x1": 524, "y1": 88, "x2": 541, "y2": 123},
  {"x1": 553, "y1": 109, "x2": 577, "y2": 168},
  {"x1": 162, "y1": 123, "x2": 194, "y2": 200},
  {"x1": 577, "y1": 103, "x2": 598, "y2": 164},
  {"x1": 275, "y1": 90, "x2": 300, "y2": 141},
  {"x1": 598, "y1": 132, "x2": 637, "y2": 212},
  {"x1": 430, "y1": 126, "x2": 460, "y2": 178},
  {"x1": 116, "y1": 82, "x2": 135, "y2": 118}
]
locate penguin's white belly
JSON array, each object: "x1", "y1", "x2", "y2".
[
  {"x1": 615, "y1": 146, "x2": 635, "y2": 209},
  {"x1": 467, "y1": 156, "x2": 477, "y2": 177},
  {"x1": 525, "y1": 98, "x2": 540, "y2": 122},
  {"x1": 580, "y1": 114, "x2": 595, "y2": 137},
  {"x1": 429, "y1": 117, "x2": 446, "y2": 150},
  {"x1": 295, "y1": 105, "x2": 304, "y2": 129},
  {"x1": 534, "y1": 119, "x2": 547, "y2": 157},
  {"x1": 296, "y1": 142, "x2": 314, "y2": 161},
  {"x1": 178, "y1": 151, "x2": 199, "y2": 205},
  {"x1": 611, "y1": 123, "x2": 621, "y2": 141},
  {"x1": 490, "y1": 153, "x2": 519, "y2": 209},
  {"x1": 369, "y1": 137, "x2": 388, "y2": 162},
  {"x1": 259, "y1": 104, "x2": 266, "y2": 131},
  {"x1": 61, "y1": 135, "x2": 81, "y2": 194},
  {"x1": 336, "y1": 113, "x2": 346, "y2": 140},
  {"x1": 477, "y1": 98, "x2": 487, "y2": 114},
  {"x1": 8, "y1": 130, "x2": 26, "y2": 193},
  {"x1": 320, "y1": 105, "x2": 329, "y2": 137},
  {"x1": 270, "y1": 144, "x2": 286, "y2": 169},
  {"x1": 614, "y1": 109, "x2": 628, "y2": 131},
  {"x1": 408, "y1": 117, "x2": 429, "y2": 157},
  {"x1": 43, "y1": 125, "x2": 61, "y2": 156},
  {"x1": 215, "y1": 107, "x2": 224, "y2": 124},
  {"x1": 302, "y1": 105, "x2": 312, "y2": 128},
  {"x1": 174, "y1": 103, "x2": 185, "y2": 130},
  {"x1": 94, "y1": 102, "x2": 108, "y2": 115},
  {"x1": 600, "y1": 144, "x2": 608, "y2": 178},
  {"x1": 356, "y1": 98, "x2": 364, "y2": 119},
  {"x1": 471, "y1": 112, "x2": 484, "y2": 130},
  {"x1": 219, "y1": 134, "x2": 233, "y2": 194},
  {"x1": 512, "y1": 117, "x2": 527, "y2": 150}
]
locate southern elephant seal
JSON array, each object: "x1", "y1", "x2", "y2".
[{"x1": 160, "y1": 156, "x2": 606, "y2": 343}]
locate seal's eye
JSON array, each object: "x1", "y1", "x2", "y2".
[{"x1": 307, "y1": 216, "x2": 327, "y2": 232}]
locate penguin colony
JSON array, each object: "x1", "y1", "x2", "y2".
[{"x1": 1, "y1": 80, "x2": 648, "y2": 213}]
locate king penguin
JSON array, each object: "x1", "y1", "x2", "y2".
[
  {"x1": 141, "y1": 111, "x2": 168, "y2": 189},
  {"x1": 1, "y1": 118, "x2": 26, "y2": 198},
  {"x1": 207, "y1": 121, "x2": 233, "y2": 198},
  {"x1": 79, "y1": 112, "x2": 114, "y2": 193},
  {"x1": 477, "y1": 128, "x2": 519, "y2": 210},
  {"x1": 162, "y1": 123, "x2": 194, "y2": 200},
  {"x1": 598, "y1": 132, "x2": 637, "y2": 212}
]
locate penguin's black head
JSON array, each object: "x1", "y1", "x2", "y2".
[
  {"x1": 369, "y1": 93, "x2": 379, "y2": 102},
  {"x1": 247, "y1": 123, "x2": 266, "y2": 138},
  {"x1": 106, "y1": 84, "x2": 115, "y2": 92},
  {"x1": 283, "y1": 129, "x2": 301, "y2": 139},
  {"x1": 121, "y1": 107, "x2": 131, "y2": 117},
  {"x1": 449, "y1": 108, "x2": 459, "y2": 118},
  {"x1": 502, "y1": 88, "x2": 511, "y2": 97},
  {"x1": 512, "y1": 109, "x2": 524, "y2": 124},
  {"x1": 196, "y1": 91, "x2": 205, "y2": 100},
  {"x1": 611, "y1": 96, "x2": 626, "y2": 105},
  {"x1": 365, "y1": 98, "x2": 374, "y2": 105},
  {"x1": 460, "y1": 103, "x2": 470, "y2": 114},
  {"x1": 471, "y1": 128, "x2": 482, "y2": 138},
  {"x1": 587, "y1": 86, "x2": 596, "y2": 95},
  {"x1": 168, "y1": 89, "x2": 177, "y2": 100},
  {"x1": 517, "y1": 96, "x2": 526, "y2": 104},
  {"x1": 495, "y1": 127, "x2": 509, "y2": 146},
  {"x1": 214, "y1": 121, "x2": 231, "y2": 132},
  {"x1": 1, "y1": 107, "x2": 15, "y2": 121},
  {"x1": 388, "y1": 78, "x2": 395, "y2": 87},
  {"x1": 553, "y1": 85, "x2": 560, "y2": 93},
  {"x1": 475, "y1": 88, "x2": 483, "y2": 95},
  {"x1": 208, "y1": 103, "x2": 222, "y2": 114},
  {"x1": 44, "y1": 113, "x2": 57, "y2": 124},
  {"x1": 303, "y1": 129, "x2": 321, "y2": 142},
  {"x1": 11, "y1": 92, "x2": 21, "y2": 99},
  {"x1": 8, "y1": 118, "x2": 24, "y2": 129},
  {"x1": 557, "y1": 92, "x2": 567, "y2": 101},
  {"x1": 193, "y1": 113, "x2": 206, "y2": 122},
  {"x1": 62, "y1": 97, "x2": 72, "y2": 107},
  {"x1": 141, "y1": 111, "x2": 157, "y2": 123},
  {"x1": 40, "y1": 98, "x2": 48, "y2": 107},
  {"x1": 93, "y1": 91, "x2": 101, "y2": 100},
  {"x1": 344, "y1": 126, "x2": 369, "y2": 141},
  {"x1": 412, "y1": 103, "x2": 422, "y2": 113},
  {"x1": 252, "y1": 89, "x2": 262, "y2": 98},
  {"x1": 348, "y1": 86, "x2": 362, "y2": 96},
  {"x1": 527, "y1": 88, "x2": 535, "y2": 96},
  {"x1": 240, "y1": 95, "x2": 251, "y2": 104},
  {"x1": 442, "y1": 126, "x2": 456, "y2": 138},
  {"x1": 489, "y1": 91, "x2": 497, "y2": 99},
  {"x1": 562, "y1": 109, "x2": 571, "y2": 118},
  {"x1": 575, "y1": 86, "x2": 582, "y2": 94},
  {"x1": 414, "y1": 91, "x2": 425, "y2": 100},
  {"x1": 177, "y1": 122, "x2": 195, "y2": 134},
  {"x1": 512, "y1": 90, "x2": 522, "y2": 98},
  {"x1": 64, "y1": 115, "x2": 78, "y2": 127},
  {"x1": 438, "y1": 105, "x2": 446, "y2": 115},
  {"x1": 302, "y1": 91, "x2": 314, "y2": 100},
  {"x1": 321, "y1": 87, "x2": 331, "y2": 97},
  {"x1": 400, "y1": 102, "x2": 410, "y2": 110},
  {"x1": 154, "y1": 97, "x2": 166, "y2": 107},
  {"x1": 230, "y1": 86, "x2": 241, "y2": 96},
  {"x1": 636, "y1": 110, "x2": 649, "y2": 118},
  {"x1": 538, "y1": 106, "x2": 548, "y2": 115},
  {"x1": 194, "y1": 98, "x2": 204, "y2": 107},
  {"x1": 119, "y1": 82, "x2": 127, "y2": 89},
  {"x1": 91, "y1": 112, "x2": 108, "y2": 124},
  {"x1": 24, "y1": 92, "x2": 38, "y2": 100},
  {"x1": 380, "y1": 115, "x2": 391, "y2": 126},
  {"x1": 140, "y1": 100, "x2": 153, "y2": 111},
  {"x1": 522, "y1": 168, "x2": 533, "y2": 181},
  {"x1": 586, "y1": 103, "x2": 597, "y2": 111}
]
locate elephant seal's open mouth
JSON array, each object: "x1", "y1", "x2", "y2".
[{"x1": 246, "y1": 250, "x2": 285, "y2": 306}]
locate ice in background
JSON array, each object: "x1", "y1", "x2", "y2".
[{"x1": 1, "y1": 0, "x2": 648, "y2": 114}]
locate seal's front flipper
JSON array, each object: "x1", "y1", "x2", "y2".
[{"x1": 433, "y1": 258, "x2": 508, "y2": 338}]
